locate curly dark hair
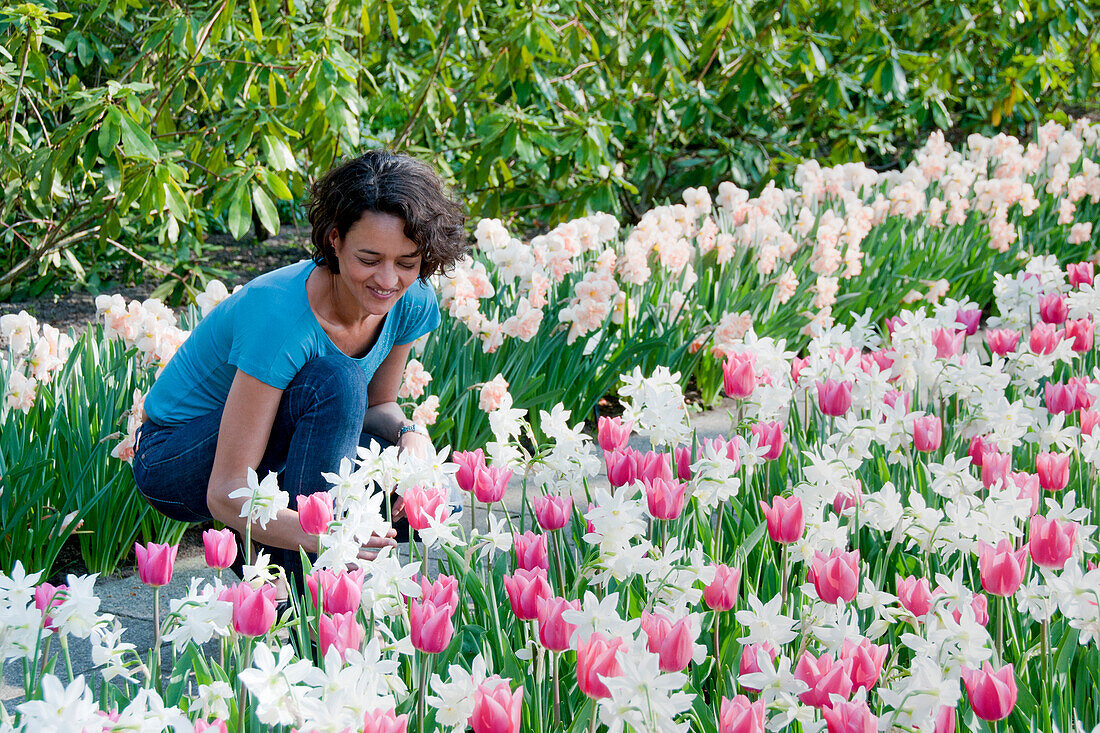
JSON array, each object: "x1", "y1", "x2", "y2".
[{"x1": 307, "y1": 150, "x2": 468, "y2": 280}]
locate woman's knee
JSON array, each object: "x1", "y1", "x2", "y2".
[{"x1": 291, "y1": 356, "x2": 369, "y2": 416}]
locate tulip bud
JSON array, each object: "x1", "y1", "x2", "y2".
[
  {"x1": 296, "y1": 491, "x2": 333, "y2": 535},
  {"x1": 576, "y1": 632, "x2": 623, "y2": 699},
  {"x1": 978, "y1": 540, "x2": 1029, "y2": 597},
  {"x1": 409, "y1": 598, "x2": 454, "y2": 654},
  {"x1": 533, "y1": 494, "x2": 572, "y2": 531},
  {"x1": 1029, "y1": 515, "x2": 1077, "y2": 570},
  {"x1": 134, "y1": 541, "x2": 178, "y2": 588},
  {"x1": 718, "y1": 695, "x2": 766, "y2": 733},
  {"x1": 596, "y1": 416, "x2": 632, "y2": 452},
  {"x1": 704, "y1": 564, "x2": 741, "y2": 611},
  {"x1": 536, "y1": 596, "x2": 579, "y2": 652},
  {"x1": 749, "y1": 421, "x2": 785, "y2": 460},
  {"x1": 759, "y1": 495, "x2": 804, "y2": 544},
  {"x1": 912, "y1": 415, "x2": 942, "y2": 452},
  {"x1": 469, "y1": 677, "x2": 522, "y2": 733},
  {"x1": 808, "y1": 549, "x2": 860, "y2": 604},
  {"x1": 816, "y1": 379, "x2": 853, "y2": 417},
  {"x1": 1035, "y1": 451, "x2": 1071, "y2": 491},
  {"x1": 723, "y1": 352, "x2": 757, "y2": 399},
  {"x1": 453, "y1": 449, "x2": 487, "y2": 493},
  {"x1": 961, "y1": 662, "x2": 1017, "y2": 721},
  {"x1": 202, "y1": 528, "x2": 237, "y2": 570},
  {"x1": 512, "y1": 531, "x2": 549, "y2": 572},
  {"x1": 503, "y1": 568, "x2": 551, "y2": 620}
]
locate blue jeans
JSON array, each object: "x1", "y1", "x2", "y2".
[{"x1": 132, "y1": 355, "x2": 391, "y2": 579}]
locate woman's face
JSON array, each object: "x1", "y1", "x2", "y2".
[{"x1": 329, "y1": 212, "x2": 422, "y2": 317}]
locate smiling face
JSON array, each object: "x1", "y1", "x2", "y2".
[{"x1": 328, "y1": 212, "x2": 423, "y2": 319}]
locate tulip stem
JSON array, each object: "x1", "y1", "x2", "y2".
[
  {"x1": 60, "y1": 635, "x2": 74, "y2": 684},
  {"x1": 588, "y1": 699, "x2": 598, "y2": 733},
  {"x1": 152, "y1": 587, "x2": 161, "y2": 693},
  {"x1": 713, "y1": 611, "x2": 721, "y2": 701},
  {"x1": 237, "y1": 640, "x2": 250, "y2": 733},
  {"x1": 552, "y1": 651, "x2": 561, "y2": 729},
  {"x1": 1041, "y1": 617, "x2": 1052, "y2": 733},
  {"x1": 715, "y1": 503, "x2": 724, "y2": 561},
  {"x1": 780, "y1": 543, "x2": 789, "y2": 614},
  {"x1": 417, "y1": 651, "x2": 431, "y2": 733}
]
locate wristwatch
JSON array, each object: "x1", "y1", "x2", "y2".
[{"x1": 397, "y1": 423, "x2": 427, "y2": 440}]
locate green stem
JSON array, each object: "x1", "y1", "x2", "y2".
[
  {"x1": 153, "y1": 587, "x2": 161, "y2": 694},
  {"x1": 237, "y1": 639, "x2": 251, "y2": 733},
  {"x1": 553, "y1": 651, "x2": 561, "y2": 729},
  {"x1": 1041, "y1": 617, "x2": 1052, "y2": 733},
  {"x1": 60, "y1": 636, "x2": 74, "y2": 683},
  {"x1": 417, "y1": 651, "x2": 432, "y2": 733}
]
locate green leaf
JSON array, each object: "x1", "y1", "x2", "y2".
[
  {"x1": 97, "y1": 109, "x2": 121, "y2": 157},
  {"x1": 117, "y1": 113, "x2": 158, "y2": 160},
  {"x1": 251, "y1": 184, "x2": 280, "y2": 236},
  {"x1": 227, "y1": 180, "x2": 252, "y2": 241}
]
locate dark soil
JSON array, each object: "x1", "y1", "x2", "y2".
[{"x1": 0, "y1": 228, "x2": 311, "y2": 333}]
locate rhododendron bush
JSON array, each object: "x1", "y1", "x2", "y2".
[{"x1": 4, "y1": 246, "x2": 1100, "y2": 731}]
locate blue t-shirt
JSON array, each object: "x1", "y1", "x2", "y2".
[{"x1": 144, "y1": 259, "x2": 440, "y2": 426}]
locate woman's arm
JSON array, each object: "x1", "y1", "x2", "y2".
[
  {"x1": 364, "y1": 341, "x2": 434, "y2": 457},
  {"x1": 207, "y1": 369, "x2": 395, "y2": 557}
]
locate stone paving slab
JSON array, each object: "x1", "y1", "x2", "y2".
[{"x1": 2, "y1": 398, "x2": 739, "y2": 710}]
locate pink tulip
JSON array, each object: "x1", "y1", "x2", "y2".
[
  {"x1": 946, "y1": 592, "x2": 989, "y2": 626},
  {"x1": 794, "y1": 651, "x2": 853, "y2": 708},
  {"x1": 512, "y1": 531, "x2": 549, "y2": 572},
  {"x1": 536, "y1": 596, "x2": 579, "y2": 652},
  {"x1": 961, "y1": 662, "x2": 1017, "y2": 721},
  {"x1": 967, "y1": 434, "x2": 994, "y2": 467},
  {"x1": 674, "y1": 445, "x2": 693, "y2": 481},
  {"x1": 832, "y1": 485, "x2": 863, "y2": 516},
  {"x1": 737, "y1": 642, "x2": 778, "y2": 692},
  {"x1": 723, "y1": 352, "x2": 757, "y2": 398},
  {"x1": 986, "y1": 329, "x2": 1020, "y2": 356},
  {"x1": 718, "y1": 695, "x2": 766, "y2": 733},
  {"x1": 980, "y1": 450, "x2": 1011, "y2": 489},
  {"x1": 1068, "y1": 261, "x2": 1095, "y2": 287},
  {"x1": 882, "y1": 389, "x2": 910, "y2": 412},
  {"x1": 932, "y1": 328, "x2": 965, "y2": 358},
  {"x1": 34, "y1": 582, "x2": 66, "y2": 632},
  {"x1": 1065, "y1": 318, "x2": 1094, "y2": 352},
  {"x1": 1029, "y1": 515, "x2": 1077, "y2": 570},
  {"x1": 704, "y1": 564, "x2": 741, "y2": 611},
  {"x1": 453, "y1": 449, "x2": 487, "y2": 493},
  {"x1": 134, "y1": 542, "x2": 178, "y2": 587},
  {"x1": 885, "y1": 316, "x2": 904, "y2": 337},
  {"x1": 362, "y1": 708, "x2": 408, "y2": 733},
  {"x1": 644, "y1": 477, "x2": 687, "y2": 520},
  {"x1": 404, "y1": 485, "x2": 449, "y2": 530},
  {"x1": 808, "y1": 549, "x2": 860, "y2": 604},
  {"x1": 296, "y1": 491, "x2": 333, "y2": 535},
  {"x1": 640, "y1": 612, "x2": 695, "y2": 672},
  {"x1": 604, "y1": 448, "x2": 640, "y2": 488},
  {"x1": 955, "y1": 308, "x2": 982, "y2": 335},
  {"x1": 305, "y1": 568, "x2": 364, "y2": 615},
  {"x1": 576, "y1": 632, "x2": 623, "y2": 699},
  {"x1": 194, "y1": 722, "x2": 228, "y2": 733},
  {"x1": 202, "y1": 528, "x2": 237, "y2": 570},
  {"x1": 227, "y1": 582, "x2": 277, "y2": 637},
  {"x1": 839, "y1": 638, "x2": 887, "y2": 692},
  {"x1": 1069, "y1": 376, "x2": 1096, "y2": 410},
  {"x1": 418, "y1": 573, "x2": 459, "y2": 616},
  {"x1": 597, "y1": 416, "x2": 632, "y2": 452},
  {"x1": 1082, "y1": 410, "x2": 1100, "y2": 436},
  {"x1": 318, "y1": 611, "x2": 363, "y2": 660},
  {"x1": 896, "y1": 575, "x2": 934, "y2": 617},
  {"x1": 759, "y1": 495, "x2": 804, "y2": 544},
  {"x1": 933, "y1": 706, "x2": 957, "y2": 733},
  {"x1": 638, "y1": 450, "x2": 673, "y2": 484},
  {"x1": 816, "y1": 379, "x2": 853, "y2": 417},
  {"x1": 503, "y1": 568, "x2": 551, "y2": 620},
  {"x1": 194, "y1": 717, "x2": 228, "y2": 730},
  {"x1": 533, "y1": 494, "x2": 572, "y2": 531},
  {"x1": 749, "y1": 421, "x2": 785, "y2": 460},
  {"x1": 1039, "y1": 293, "x2": 1068, "y2": 324},
  {"x1": 1036, "y1": 451, "x2": 1071, "y2": 491},
  {"x1": 470, "y1": 677, "x2": 522, "y2": 733},
  {"x1": 701, "y1": 435, "x2": 742, "y2": 466},
  {"x1": 791, "y1": 356, "x2": 809, "y2": 383},
  {"x1": 822, "y1": 699, "x2": 878, "y2": 733},
  {"x1": 409, "y1": 598, "x2": 454, "y2": 654},
  {"x1": 473, "y1": 464, "x2": 513, "y2": 504},
  {"x1": 978, "y1": 540, "x2": 1029, "y2": 597},
  {"x1": 912, "y1": 415, "x2": 942, "y2": 452},
  {"x1": 1045, "y1": 381, "x2": 1077, "y2": 414},
  {"x1": 1029, "y1": 323, "x2": 1062, "y2": 355},
  {"x1": 864, "y1": 349, "x2": 895, "y2": 374},
  {"x1": 1009, "y1": 471, "x2": 1041, "y2": 515}
]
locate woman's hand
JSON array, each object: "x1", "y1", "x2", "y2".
[
  {"x1": 397, "y1": 427, "x2": 435, "y2": 461},
  {"x1": 356, "y1": 527, "x2": 398, "y2": 561}
]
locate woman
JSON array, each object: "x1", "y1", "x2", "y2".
[{"x1": 132, "y1": 150, "x2": 467, "y2": 580}]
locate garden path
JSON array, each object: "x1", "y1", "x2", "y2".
[{"x1": 1, "y1": 398, "x2": 739, "y2": 710}]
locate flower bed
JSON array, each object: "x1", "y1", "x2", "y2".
[{"x1": 3, "y1": 244, "x2": 1100, "y2": 731}]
